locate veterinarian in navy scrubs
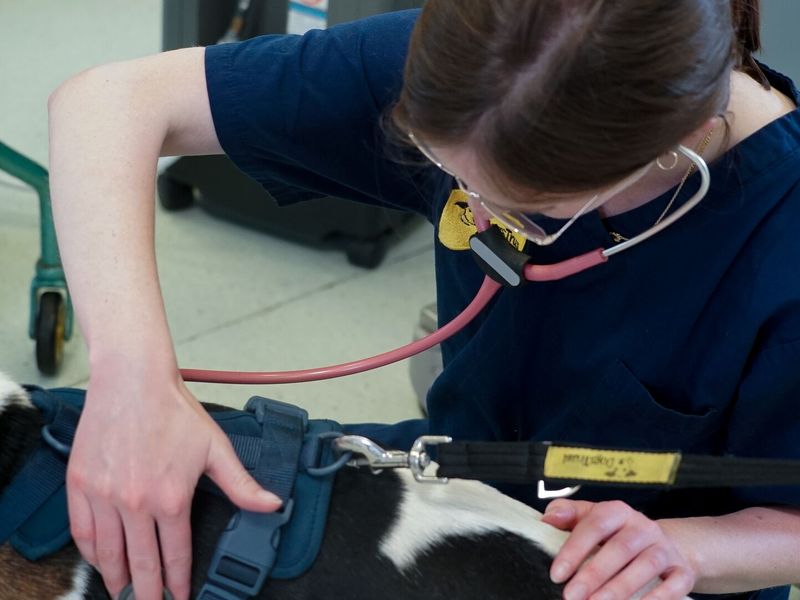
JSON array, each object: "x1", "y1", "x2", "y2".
[{"x1": 48, "y1": 1, "x2": 800, "y2": 599}]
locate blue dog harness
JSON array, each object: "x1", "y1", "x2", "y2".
[{"x1": 0, "y1": 386, "x2": 343, "y2": 599}]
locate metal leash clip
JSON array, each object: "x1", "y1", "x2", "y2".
[{"x1": 332, "y1": 435, "x2": 452, "y2": 483}]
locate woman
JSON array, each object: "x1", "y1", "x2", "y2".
[{"x1": 48, "y1": 1, "x2": 800, "y2": 599}]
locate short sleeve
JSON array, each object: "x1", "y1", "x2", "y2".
[
  {"x1": 725, "y1": 333, "x2": 800, "y2": 508},
  {"x1": 203, "y1": 9, "x2": 433, "y2": 218}
]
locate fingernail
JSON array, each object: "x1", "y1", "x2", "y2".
[
  {"x1": 259, "y1": 490, "x2": 282, "y2": 505},
  {"x1": 548, "y1": 509, "x2": 572, "y2": 521},
  {"x1": 564, "y1": 582, "x2": 588, "y2": 600},
  {"x1": 551, "y1": 560, "x2": 571, "y2": 583},
  {"x1": 545, "y1": 503, "x2": 573, "y2": 518}
]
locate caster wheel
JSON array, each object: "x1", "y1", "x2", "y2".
[
  {"x1": 36, "y1": 292, "x2": 65, "y2": 376},
  {"x1": 157, "y1": 174, "x2": 194, "y2": 211},
  {"x1": 345, "y1": 237, "x2": 388, "y2": 269}
]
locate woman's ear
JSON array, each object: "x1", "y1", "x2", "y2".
[{"x1": 707, "y1": 114, "x2": 724, "y2": 130}]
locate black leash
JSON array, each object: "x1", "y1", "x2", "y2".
[{"x1": 435, "y1": 441, "x2": 800, "y2": 489}]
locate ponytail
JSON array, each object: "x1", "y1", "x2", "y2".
[{"x1": 731, "y1": 0, "x2": 769, "y2": 88}]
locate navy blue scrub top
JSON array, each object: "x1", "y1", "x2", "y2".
[{"x1": 205, "y1": 11, "x2": 800, "y2": 597}]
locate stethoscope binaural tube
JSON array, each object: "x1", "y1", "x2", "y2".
[{"x1": 180, "y1": 145, "x2": 709, "y2": 385}]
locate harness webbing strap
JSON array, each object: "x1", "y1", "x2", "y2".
[
  {"x1": 0, "y1": 446, "x2": 67, "y2": 543},
  {"x1": 0, "y1": 389, "x2": 81, "y2": 554},
  {"x1": 436, "y1": 442, "x2": 800, "y2": 488},
  {"x1": 251, "y1": 398, "x2": 307, "y2": 504},
  {"x1": 227, "y1": 434, "x2": 262, "y2": 471},
  {"x1": 198, "y1": 397, "x2": 307, "y2": 600}
]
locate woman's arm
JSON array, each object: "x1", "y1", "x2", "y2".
[
  {"x1": 49, "y1": 48, "x2": 221, "y2": 359},
  {"x1": 660, "y1": 505, "x2": 800, "y2": 593},
  {"x1": 543, "y1": 499, "x2": 800, "y2": 600},
  {"x1": 49, "y1": 48, "x2": 281, "y2": 600}
]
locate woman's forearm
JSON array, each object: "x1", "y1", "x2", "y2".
[
  {"x1": 659, "y1": 506, "x2": 800, "y2": 593},
  {"x1": 48, "y1": 48, "x2": 220, "y2": 372},
  {"x1": 49, "y1": 61, "x2": 171, "y2": 368}
]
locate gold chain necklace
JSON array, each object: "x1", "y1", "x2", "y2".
[{"x1": 607, "y1": 128, "x2": 715, "y2": 243}]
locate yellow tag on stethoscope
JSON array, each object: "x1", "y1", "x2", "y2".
[
  {"x1": 438, "y1": 189, "x2": 527, "y2": 251},
  {"x1": 543, "y1": 446, "x2": 682, "y2": 485}
]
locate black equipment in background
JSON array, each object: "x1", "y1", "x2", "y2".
[{"x1": 160, "y1": 0, "x2": 424, "y2": 268}]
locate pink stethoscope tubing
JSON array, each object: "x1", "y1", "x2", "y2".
[
  {"x1": 180, "y1": 275, "x2": 501, "y2": 384},
  {"x1": 180, "y1": 145, "x2": 708, "y2": 385}
]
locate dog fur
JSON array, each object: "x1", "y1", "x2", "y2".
[{"x1": 0, "y1": 374, "x2": 677, "y2": 600}]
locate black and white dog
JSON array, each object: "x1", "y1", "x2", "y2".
[{"x1": 0, "y1": 374, "x2": 675, "y2": 600}]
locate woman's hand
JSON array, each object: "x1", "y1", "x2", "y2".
[
  {"x1": 542, "y1": 499, "x2": 696, "y2": 600},
  {"x1": 66, "y1": 367, "x2": 282, "y2": 600}
]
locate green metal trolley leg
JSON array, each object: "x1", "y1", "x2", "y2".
[{"x1": 0, "y1": 140, "x2": 74, "y2": 375}]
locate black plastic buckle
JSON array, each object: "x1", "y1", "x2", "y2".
[
  {"x1": 469, "y1": 226, "x2": 529, "y2": 287},
  {"x1": 197, "y1": 500, "x2": 294, "y2": 599}
]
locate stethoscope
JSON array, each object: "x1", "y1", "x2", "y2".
[{"x1": 180, "y1": 145, "x2": 709, "y2": 385}]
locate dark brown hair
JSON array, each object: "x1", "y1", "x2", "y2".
[
  {"x1": 391, "y1": 0, "x2": 763, "y2": 201},
  {"x1": 732, "y1": 0, "x2": 767, "y2": 85}
]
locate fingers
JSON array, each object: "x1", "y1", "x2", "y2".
[
  {"x1": 545, "y1": 500, "x2": 696, "y2": 600},
  {"x1": 93, "y1": 504, "x2": 130, "y2": 596},
  {"x1": 69, "y1": 464, "x2": 194, "y2": 600},
  {"x1": 69, "y1": 484, "x2": 164, "y2": 600},
  {"x1": 69, "y1": 468, "x2": 131, "y2": 596},
  {"x1": 561, "y1": 519, "x2": 664, "y2": 599},
  {"x1": 642, "y1": 567, "x2": 695, "y2": 600},
  {"x1": 550, "y1": 501, "x2": 634, "y2": 584},
  {"x1": 205, "y1": 433, "x2": 282, "y2": 512},
  {"x1": 122, "y1": 511, "x2": 164, "y2": 600},
  {"x1": 584, "y1": 546, "x2": 681, "y2": 600},
  {"x1": 157, "y1": 506, "x2": 194, "y2": 600},
  {"x1": 543, "y1": 499, "x2": 594, "y2": 530},
  {"x1": 67, "y1": 485, "x2": 98, "y2": 567}
]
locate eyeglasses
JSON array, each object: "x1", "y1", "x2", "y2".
[
  {"x1": 454, "y1": 178, "x2": 601, "y2": 246},
  {"x1": 408, "y1": 131, "x2": 651, "y2": 246}
]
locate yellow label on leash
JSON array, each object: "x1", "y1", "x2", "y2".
[{"x1": 543, "y1": 446, "x2": 681, "y2": 485}]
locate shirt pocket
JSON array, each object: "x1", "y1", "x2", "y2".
[{"x1": 549, "y1": 360, "x2": 721, "y2": 451}]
